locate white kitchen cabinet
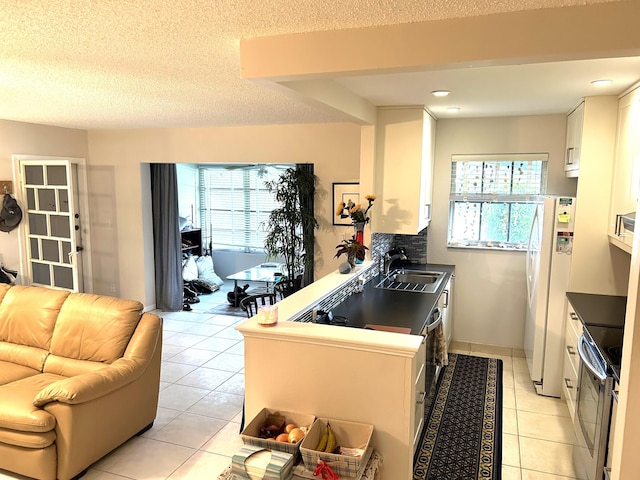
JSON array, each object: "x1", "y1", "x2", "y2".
[
  {"x1": 569, "y1": 96, "x2": 625, "y2": 296},
  {"x1": 608, "y1": 86, "x2": 640, "y2": 254},
  {"x1": 564, "y1": 102, "x2": 584, "y2": 178},
  {"x1": 412, "y1": 339, "x2": 427, "y2": 453},
  {"x1": 562, "y1": 303, "x2": 581, "y2": 422},
  {"x1": 374, "y1": 106, "x2": 436, "y2": 234}
]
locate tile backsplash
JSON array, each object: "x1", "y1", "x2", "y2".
[
  {"x1": 371, "y1": 228, "x2": 428, "y2": 270},
  {"x1": 292, "y1": 228, "x2": 429, "y2": 323}
]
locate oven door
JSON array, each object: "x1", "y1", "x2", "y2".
[
  {"x1": 424, "y1": 307, "x2": 442, "y2": 397},
  {"x1": 573, "y1": 334, "x2": 613, "y2": 480}
]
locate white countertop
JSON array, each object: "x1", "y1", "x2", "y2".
[{"x1": 235, "y1": 261, "x2": 423, "y2": 358}]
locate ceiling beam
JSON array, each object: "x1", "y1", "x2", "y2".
[{"x1": 240, "y1": 1, "x2": 640, "y2": 81}]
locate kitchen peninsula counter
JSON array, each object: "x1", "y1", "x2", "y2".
[
  {"x1": 331, "y1": 263, "x2": 454, "y2": 334},
  {"x1": 235, "y1": 261, "x2": 449, "y2": 480}
]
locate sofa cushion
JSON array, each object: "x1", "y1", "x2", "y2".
[
  {"x1": 0, "y1": 373, "x2": 64, "y2": 433},
  {"x1": 0, "y1": 361, "x2": 39, "y2": 386},
  {"x1": 50, "y1": 293, "x2": 143, "y2": 364},
  {"x1": 0, "y1": 286, "x2": 70, "y2": 350},
  {"x1": 0, "y1": 427, "x2": 56, "y2": 449},
  {"x1": 43, "y1": 354, "x2": 108, "y2": 378},
  {"x1": 0, "y1": 342, "x2": 49, "y2": 372}
]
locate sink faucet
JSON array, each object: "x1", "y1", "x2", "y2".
[{"x1": 383, "y1": 253, "x2": 407, "y2": 275}]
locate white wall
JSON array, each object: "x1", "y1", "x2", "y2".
[
  {"x1": 0, "y1": 120, "x2": 88, "y2": 281},
  {"x1": 88, "y1": 123, "x2": 361, "y2": 310},
  {"x1": 427, "y1": 115, "x2": 577, "y2": 349}
]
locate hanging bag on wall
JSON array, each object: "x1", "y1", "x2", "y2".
[
  {"x1": 0, "y1": 194, "x2": 22, "y2": 233},
  {"x1": 0, "y1": 265, "x2": 17, "y2": 284}
]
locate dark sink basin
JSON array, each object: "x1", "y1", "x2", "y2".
[{"x1": 375, "y1": 269, "x2": 445, "y2": 294}]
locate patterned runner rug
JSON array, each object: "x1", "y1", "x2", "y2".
[{"x1": 413, "y1": 353, "x2": 503, "y2": 480}]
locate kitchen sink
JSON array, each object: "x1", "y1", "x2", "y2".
[{"x1": 375, "y1": 269, "x2": 445, "y2": 294}]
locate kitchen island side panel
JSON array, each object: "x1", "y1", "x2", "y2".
[{"x1": 242, "y1": 334, "x2": 416, "y2": 480}]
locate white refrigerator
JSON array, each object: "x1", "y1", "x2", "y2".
[{"x1": 525, "y1": 196, "x2": 576, "y2": 398}]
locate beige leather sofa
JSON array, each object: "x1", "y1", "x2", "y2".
[{"x1": 0, "y1": 284, "x2": 163, "y2": 480}]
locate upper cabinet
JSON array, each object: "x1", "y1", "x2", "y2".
[
  {"x1": 564, "y1": 102, "x2": 584, "y2": 178},
  {"x1": 609, "y1": 86, "x2": 640, "y2": 254},
  {"x1": 374, "y1": 106, "x2": 436, "y2": 234},
  {"x1": 569, "y1": 96, "x2": 626, "y2": 296}
]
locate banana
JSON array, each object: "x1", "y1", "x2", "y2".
[
  {"x1": 315, "y1": 425, "x2": 329, "y2": 451},
  {"x1": 325, "y1": 422, "x2": 337, "y2": 453}
]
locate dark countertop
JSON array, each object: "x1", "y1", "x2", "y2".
[
  {"x1": 330, "y1": 264, "x2": 455, "y2": 336},
  {"x1": 566, "y1": 292, "x2": 626, "y2": 328},
  {"x1": 566, "y1": 292, "x2": 626, "y2": 383}
]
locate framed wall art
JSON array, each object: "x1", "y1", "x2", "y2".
[{"x1": 332, "y1": 182, "x2": 360, "y2": 226}]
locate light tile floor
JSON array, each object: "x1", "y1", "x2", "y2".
[{"x1": 0, "y1": 283, "x2": 580, "y2": 480}]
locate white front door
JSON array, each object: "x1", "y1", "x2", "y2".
[{"x1": 17, "y1": 158, "x2": 85, "y2": 291}]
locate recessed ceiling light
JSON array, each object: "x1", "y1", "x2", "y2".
[
  {"x1": 591, "y1": 79, "x2": 612, "y2": 86},
  {"x1": 431, "y1": 90, "x2": 451, "y2": 97},
  {"x1": 446, "y1": 107, "x2": 460, "y2": 112}
]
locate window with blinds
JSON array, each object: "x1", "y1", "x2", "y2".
[
  {"x1": 198, "y1": 165, "x2": 288, "y2": 252},
  {"x1": 448, "y1": 154, "x2": 548, "y2": 250}
]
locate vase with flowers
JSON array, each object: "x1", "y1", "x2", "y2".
[
  {"x1": 335, "y1": 237, "x2": 368, "y2": 269},
  {"x1": 336, "y1": 194, "x2": 376, "y2": 260}
]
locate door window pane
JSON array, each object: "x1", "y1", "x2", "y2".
[
  {"x1": 61, "y1": 242, "x2": 72, "y2": 264},
  {"x1": 29, "y1": 214, "x2": 48, "y2": 235},
  {"x1": 26, "y1": 188, "x2": 36, "y2": 210},
  {"x1": 42, "y1": 239, "x2": 60, "y2": 262},
  {"x1": 32, "y1": 262, "x2": 51, "y2": 285},
  {"x1": 30, "y1": 238, "x2": 39, "y2": 259},
  {"x1": 50, "y1": 216, "x2": 71, "y2": 238},
  {"x1": 47, "y1": 166, "x2": 67, "y2": 186},
  {"x1": 58, "y1": 190, "x2": 69, "y2": 213},
  {"x1": 24, "y1": 165, "x2": 44, "y2": 185},
  {"x1": 38, "y1": 189, "x2": 57, "y2": 211},
  {"x1": 53, "y1": 266, "x2": 74, "y2": 289}
]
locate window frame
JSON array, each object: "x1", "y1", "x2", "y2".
[
  {"x1": 447, "y1": 153, "x2": 548, "y2": 251},
  {"x1": 197, "y1": 164, "x2": 289, "y2": 253}
]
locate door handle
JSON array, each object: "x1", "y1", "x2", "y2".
[
  {"x1": 566, "y1": 147, "x2": 574, "y2": 165},
  {"x1": 567, "y1": 345, "x2": 576, "y2": 355}
]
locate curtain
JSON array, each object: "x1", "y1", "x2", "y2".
[
  {"x1": 151, "y1": 164, "x2": 183, "y2": 311},
  {"x1": 297, "y1": 163, "x2": 315, "y2": 287}
]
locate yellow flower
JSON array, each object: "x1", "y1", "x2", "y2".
[
  {"x1": 335, "y1": 201, "x2": 345, "y2": 217},
  {"x1": 349, "y1": 204, "x2": 362, "y2": 214},
  {"x1": 365, "y1": 195, "x2": 376, "y2": 201}
]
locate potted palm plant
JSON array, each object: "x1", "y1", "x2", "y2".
[{"x1": 263, "y1": 166, "x2": 318, "y2": 295}]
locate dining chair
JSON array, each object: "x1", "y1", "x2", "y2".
[
  {"x1": 274, "y1": 274, "x2": 303, "y2": 300},
  {"x1": 240, "y1": 293, "x2": 277, "y2": 318}
]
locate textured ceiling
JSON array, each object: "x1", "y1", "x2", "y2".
[{"x1": 0, "y1": 0, "x2": 623, "y2": 129}]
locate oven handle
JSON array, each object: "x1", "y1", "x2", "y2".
[
  {"x1": 427, "y1": 307, "x2": 442, "y2": 333},
  {"x1": 577, "y1": 334, "x2": 607, "y2": 383}
]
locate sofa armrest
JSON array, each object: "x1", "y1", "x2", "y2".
[
  {"x1": 32, "y1": 313, "x2": 162, "y2": 407},
  {"x1": 33, "y1": 357, "x2": 142, "y2": 406}
]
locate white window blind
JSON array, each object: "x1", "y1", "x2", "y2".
[
  {"x1": 448, "y1": 154, "x2": 548, "y2": 249},
  {"x1": 198, "y1": 165, "x2": 287, "y2": 252}
]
